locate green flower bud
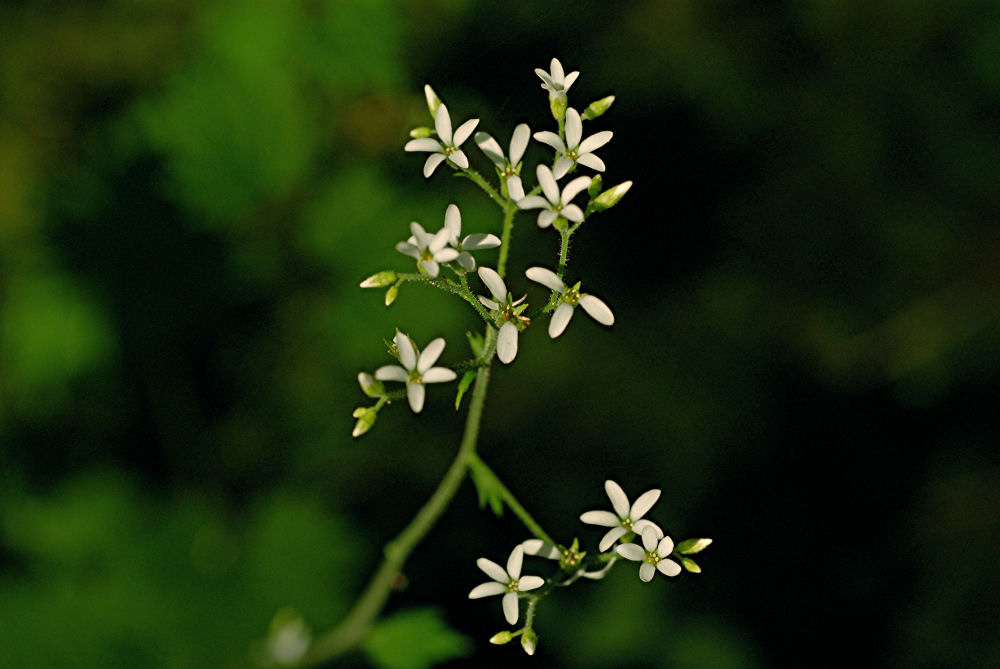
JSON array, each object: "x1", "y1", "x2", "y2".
[
  {"x1": 591, "y1": 181, "x2": 632, "y2": 211},
  {"x1": 521, "y1": 629, "x2": 538, "y2": 656},
  {"x1": 679, "y1": 556, "x2": 702, "y2": 574},
  {"x1": 549, "y1": 93, "x2": 567, "y2": 122},
  {"x1": 351, "y1": 407, "x2": 376, "y2": 438},
  {"x1": 489, "y1": 631, "x2": 513, "y2": 645},
  {"x1": 676, "y1": 537, "x2": 713, "y2": 554},
  {"x1": 581, "y1": 95, "x2": 615, "y2": 120},
  {"x1": 384, "y1": 285, "x2": 398, "y2": 306},
  {"x1": 409, "y1": 126, "x2": 433, "y2": 139},
  {"x1": 360, "y1": 270, "x2": 397, "y2": 288},
  {"x1": 424, "y1": 84, "x2": 442, "y2": 117},
  {"x1": 357, "y1": 372, "x2": 384, "y2": 398},
  {"x1": 587, "y1": 175, "x2": 603, "y2": 198}
]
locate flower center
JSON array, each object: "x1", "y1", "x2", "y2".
[
  {"x1": 644, "y1": 551, "x2": 660, "y2": 565},
  {"x1": 566, "y1": 148, "x2": 579, "y2": 161},
  {"x1": 506, "y1": 579, "x2": 519, "y2": 593},
  {"x1": 420, "y1": 249, "x2": 434, "y2": 263},
  {"x1": 620, "y1": 516, "x2": 634, "y2": 531},
  {"x1": 407, "y1": 369, "x2": 422, "y2": 384},
  {"x1": 444, "y1": 145, "x2": 457, "y2": 156},
  {"x1": 562, "y1": 288, "x2": 580, "y2": 305}
]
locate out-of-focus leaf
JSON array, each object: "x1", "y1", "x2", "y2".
[{"x1": 363, "y1": 608, "x2": 472, "y2": 669}]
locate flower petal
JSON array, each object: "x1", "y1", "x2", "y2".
[
  {"x1": 423, "y1": 153, "x2": 446, "y2": 177},
  {"x1": 477, "y1": 558, "x2": 509, "y2": 583},
  {"x1": 552, "y1": 156, "x2": 574, "y2": 180},
  {"x1": 478, "y1": 296, "x2": 499, "y2": 310},
  {"x1": 561, "y1": 175, "x2": 593, "y2": 203},
  {"x1": 462, "y1": 233, "x2": 501, "y2": 250},
  {"x1": 633, "y1": 519, "x2": 664, "y2": 538},
  {"x1": 605, "y1": 480, "x2": 630, "y2": 517},
  {"x1": 434, "y1": 104, "x2": 453, "y2": 144},
  {"x1": 639, "y1": 563, "x2": 656, "y2": 582},
  {"x1": 580, "y1": 295, "x2": 615, "y2": 326},
  {"x1": 563, "y1": 70, "x2": 580, "y2": 91},
  {"x1": 374, "y1": 365, "x2": 408, "y2": 383},
  {"x1": 579, "y1": 129, "x2": 613, "y2": 154},
  {"x1": 656, "y1": 558, "x2": 682, "y2": 577},
  {"x1": 549, "y1": 302, "x2": 575, "y2": 338},
  {"x1": 641, "y1": 526, "x2": 659, "y2": 552},
  {"x1": 395, "y1": 241, "x2": 420, "y2": 259},
  {"x1": 657, "y1": 535, "x2": 675, "y2": 558},
  {"x1": 405, "y1": 138, "x2": 444, "y2": 153},
  {"x1": 510, "y1": 123, "x2": 530, "y2": 164},
  {"x1": 457, "y1": 251, "x2": 475, "y2": 271},
  {"x1": 521, "y1": 539, "x2": 560, "y2": 560},
  {"x1": 477, "y1": 266, "x2": 507, "y2": 301},
  {"x1": 474, "y1": 132, "x2": 504, "y2": 167},
  {"x1": 518, "y1": 575, "x2": 544, "y2": 591},
  {"x1": 497, "y1": 322, "x2": 518, "y2": 364},
  {"x1": 533, "y1": 131, "x2": 565, "y2": 153},
  {"x1": 448, "y1": 150, "x2": 469, "y2": 169},
  {"x1": 506, "y1": 175, "x2": 525, "y2": 201},
  {"x1": 468, "y1": 582, "x2": 507, "y2": 599},
  {"x1": 517, "y1": 195, "x2": 550, "y2": 210},
  {"x1": 536, "y1": 164, "x2": 559, "y2": 203},
  {"x1": 506, "y1": 545, "x2": 524, "y2": 579},
  {"x1": 598, "y1": 526, "x2": 628, "y2": 552},
  {"x1": 525, "y1": 266, "x2": 566, "y2": 292},
  {"x1": 409, "y1": 221, "x2": 429, "y2": 247},
  {"x1": 561, "y1": 204, "x2": 584, "y2": 223},
  {"x1": 417, "y1": 337, "x2": 446, "y2": 372},
  {"x1": 429, "y1": 226, "x2": 451, "y2": 253},
  {"x1": 419, "y1": 259, "x2": 439, "y2": 277},
  {"x1": 406, "y1": 382, "x2": 425, "y2": 413},
  {"x1": 615, "y1": 543, "x2": 645, "y2": 561},
  {"x1": 453, "y1": 118, "x2": 479, "y2": 147},
  {"x1": 502, "y1": 592, "x2": 519, "y2": 625},
  {"x1": 535, "y1": 68, "x2": 554, "y2": 87},
  {"x1": 422, "y1": 367, "x2": 456, "y2": 383},
  {"x1": 630, "y1": 489, "x2": 660, "y2": 520},
  {"x1": 394, "y1": 332, "x2": 417, "y2": 370},
  {"x1": 565, "y1": 108, "x2": 582, "y2": 149},
  {"x1": 550, "y1": 58, "x2": 564, "y2": 85},
  {"x1": 581, "y1": 556, "x2": 616, "y2": 580},
  {"x1": 537, "y1": 209, "x2": 557, "y2": 228},
  {"x1": 434, "y1": 247, "x2": 460, "y2": 263},
  {"x1": 579, "y1": 510, "x2": 619, "y2": 527},
  {"x1": 576, "y1": 152, "x2": 606, "y2": 172},
  {"x1": 444, "y1": 203, "x2": 461, "y2": 240}
]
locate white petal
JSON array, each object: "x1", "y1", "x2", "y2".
[
  {"x1": 632, "y1": 519, "x2": 663, "y2": 538},
  {"x1": 434, "y1": 247, "x2": 459, "y2": 263},
  {"x1": 497, "y1": 322, "x2": 518, "y2": 364},
  {"x1": 462, "y1": 233, "x2": 500, "y2": 250},
  {"x1": 448, "y1": 150, "x2": 469, "y2": 169},
  {"x1": 533, "y1": 131, "x2": 565, "y2": 152},
  {"x1": 518, "y1": 575, "x2": 544, "y2": 591},
  {"x1": 561, "y1": 204, "x2": 584, "y2": 223},
  {"x1": 444, "y1": 203, "x2": 461, "y2": 240},
  {"x1": 630, "y1": 489, "x2": 660, "y2": 520},
  {"x1": 605, "y1": 480, "x2": 630, "y2": 517},
  {"x1": 468, "y1": 582, "x2": 507, "y2": 599},
  {"x1": 579, "y1": 129, "x2": 613, "y2": 154},
  {"x1": 434, "y1": 104, "x2": 453, "y2": 144},
  {"x1": 549, "y1": 302, "x2": 575, "y2": 338},
  {"x1": 457, "y1": 252, "x2": 475, "y2": 271},
  {"x1": 563, "y1": 70, "x2": 580, "y2": 91},
  {"x1": 517, "y1": 195, "x2": 549, "y2": 210},
  {"x1": 579, "y1": 510, "x2": 619, "y2": 527},
  {"x1": 641, "y1": 526, "x2": 659, "y2": 552},
  {"x1": 639, "y1": 563, "x2": 656, "y2": 582},
  {"x1": 579, "y1": 295, "x2": 615, "y2": 326},
  {"x1": 409, "y1": 221, "x2": 429, "y2": 247},
  {"x1": 565, "y1": 108, "x2": 582, "y2": 149},
  {"x1": 657, "y1": 535, "x2": 675, "y2": 558},
  {"x1": 550, "y1": 58, "x2": 564, "y2": 85},
  {"x1": 477, "y1": 558, "x2": 509, "y2": 583},
  {"x1": 561, "y1": 175, "x2": 593, "y2": 203},
  {"x1": 506, "y1": 545, "x2": 524, "y2": 579},
  {"x1": 525, "y1": 266, "x2": 566, "y2": 292},
  {"x1": 417, "y1": 337, "x2": 445, "y2": 372},
  {"x1": 581, "y1": 556, "x2": 616, "y2": 580},
  {"x1": 509, "y1": 123, "x2": 530, "y2": 164},
  {"x1": 478, "y1": 296, "x2": 499, "y2": 310},
  {"x1": 598, "y1": 526, "x2": 628, "y2": 552},
  {"x1": 502, "y1": 592, "x2": 519, "y2": 625},
  {"x1": 576, "y1": 152, "x2": 606, "y2": 172},
  {"x1": 452, "y1": 118, "x2": 479, "y2": 147},
  {"x1": 374, "y1": 365, "x2": 407, "y2": 383},
  {"x1": 404, "y1": 137, "x2": 444, "y2": 153},
  {"x1": 406, "y1": 382, "x2": 425, "y2": 413},
  {"x1": 422, "y1": 367, "x2": 456, "y2": 384},
  {"x1": 537, "y1": 209, "x2": 557, "y2": 228},
  {"x1": 477, "y1": 266, "x2": 507, "y2": 301},
  {"x1": 419, "y1": 259, "x2": 439, "y2": 277},
  {"x1": 395, "y1": 241, "x2": 420, "y2": 259},
  {"x1": 535, "y1": 68, "x2": 553, "y2": 87},
  {"x1": 394, "y1": 332, "x2": 416, "y2": 370},
  {"x1": 615, "y1": 543, "x2": 645, "y2": 561},
  {"x1": 536, "y1": 164, "x2": 560, "y2": 203},
  {"x1": 506, "y1": 175, "x2": 524, "y2": 201},
  {"x1": 521, "y1": 539, "x2": 560, "y2": 560},
  {"x1": 428, "y1": 226, "x2": 451, "y2": 253},
  {"x1": 474, "y1": 132, "x2": 504, "y2": 167},
  {"x1": 423, "y1": 153, "x2": 446, "y2": 177},
  {"x1": 657, "y1": 559, "x2": 682, "y2": 577},
  {"x1": 552, "y1": 156, "x2": 574, "y2": 180}
]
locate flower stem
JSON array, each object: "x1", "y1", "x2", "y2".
[
  {"x1": 497, "y1": 203, "x2": 517, "y2": 279},
  {"x1": 466, "y1": 453, "x2": 557, "y2": 547},
  {"x1": 456, "y1": 167, "x2": 505, "y2": 208},
  {"x1": 557, "y1": 228, "x2": 571, "y2": 280}
]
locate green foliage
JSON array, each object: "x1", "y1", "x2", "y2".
[{"x1": 363, "y1": 608, "x2": 472, "y2": 669}]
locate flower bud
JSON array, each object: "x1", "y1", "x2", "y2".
[
  {"x1": 549, "y1": 93, "x2": 567, "y2": 122},
  {"x1": 384, "y1": 285, "x2": 398, "y2": 306},
  {"x1": 521, "y1": 629, "x2": 538, "y2": 656},
  {"x1": 587, "y1": 174, "x2": 603, "y2": 198},
  {"x1": 489, "y1": 631, "x2": 513, "y2": 645},
  {"x1": 581, "y1": 95, "x2": 615, "y2": 120},
  {"x1": 351, "y1": 407, "x2": 376, "y2": 438},
  {"x1": 676, "y1": 537, "x2": 713, "y2": 554},
  {"x1": 679, "y1": 556, "x2": 702, "y2": 574},
  {"x1": 360, "y1": 270, "x2": 397, "y2": 288},
  {"x1": 591, "y1": 181, "x2": 632, "y2": 211},
  {"x1": 357, "y1": 372, "x2": 384, "y2": 398},
  {"x1": 409, "y1": 126, "x2": 433, "y2": 139},
  {"x1": 424, "y1": 84, "x2": 442, "y2": 117}
]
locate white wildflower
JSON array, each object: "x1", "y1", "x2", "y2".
[
  {"x1": 474, "y1": 123, "x2": 531, "y2": 200},
  {"x1": 615, "y1": 526, "x2": 682, "y2": 582},
  {"x1": 534, "y1": 107, "x2": 613, "y2": 179},
  {"x1": 374, "y1": 332, "x2": 457, "y2": 413},
  {"x1": 535, "y1": 57, "x2": 579, "y2": 100},
  {"x1": 468, "y1": 545, "x2": 544, "y2": 625},
  {"x1": 517, "y1": 164, "x2": 591, "y2": 229},
  {"x1": 395, "y1": 221, "x2": 460, "y2": 278},
  {"x1": 579, "y1": 480, "x2": 664, "y2": 552},
  {"x1": 525, "y1": 266, "x2": 614, "y2": 337},
  {"x1": 442, "y1": 203, "x2": 500, "y2": 271},
  {"x1": 404, "y1": 103, "x2": 479, "y2": 177},
  {"x1": 477, "y1": 267, "x2": 527, "y2": 364}
]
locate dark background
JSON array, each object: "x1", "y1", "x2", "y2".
[{"x1": 1, "y1": 1, "x2": 998, "y2": 667}]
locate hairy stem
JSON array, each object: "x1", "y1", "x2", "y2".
[
  {"x1": 497, "y1": 203, "x2": 517, "y2": 279},
  {"x1": 456, "y1": 167, "x2": 505, "y2": 208}
]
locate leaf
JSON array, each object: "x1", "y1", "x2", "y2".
[
  {"x1": 676, "y1": 538, "x2": 713, "y2": 554},
  {"x1": 466, "y1": 330, "x2": 484, "y2": 358},
  {"x1": 454, "y1": 370, "x2": 476, "y2": 410},
  {"x1": 363, "y1": 608, "x2": 472, "y2": 669},
  {"x1": 467, "y1": 458, "x2": 504, "y2": 517}
]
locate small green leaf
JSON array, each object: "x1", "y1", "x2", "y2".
[
  {"x1": 679, "y1": 556, "x2": 702, "y2": 574},
  {"x1": 676, "y1": 537, "x2": 713, "y2": 554},
  {"x1": 466, "y1": 330, "x2": 485, "y2": 358},
  {"x1": 363, "y1": 608, "x2": 472, "y2": 669},
  {"x1": 467, "y1": 458, "x2": 504, "y2": 517},
  {"x1": 454, "y1": 370, "x2": 476, "y2": 410}
]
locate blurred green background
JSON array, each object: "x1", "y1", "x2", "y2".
[{"x1": 2, "y1": 1, "x2": 999, "y2": 667}]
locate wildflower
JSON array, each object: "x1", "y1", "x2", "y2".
[
  {"x1": 404, "y1": 104, "x2": 479, "y2": 177},
  {"x1": 534, "y1": 107, "x2": 613, "y2": 179},
  {"x1": 474, "y1": 123, "x2": 531, "y2": 201},
  {"x1": 442, "y1": 203, "x2": 500, "y2": 271},
  {"x1": 615, "y1": 526, "x2": 682, "y2": 582},
  {"x1": 579, "y1": 480, "x2": 663, "y2": 552},
  {"x1": 468, "y1": 545, "x2": 544, "y2": 625},
  {"x1": 374, "y1": 332, "x2": 456, "y2": 413},
  {"x1": 525, "y1": 266, "x2": 614, "y2": 337},
  {"x1": 477, "y1": 267, "x2": 527, "y2": 364},
  {"x1": 517, "y1": 165, "x2": 591, "y2": 229},
  {"x1": 395, "y1": 221, "x2": 460, "y2": 278},
  {"x1": 535, "y1": 57, "x2": 579, "y2": 100}
]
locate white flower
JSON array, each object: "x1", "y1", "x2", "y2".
[
  {"x1": 395, "y1": 221, "x2": 460, "y2": 278},
  {"x1": 525, "y1": 266, "x2": 614, "y2": 337},
  {"x1": 615, "y1": 526, "x2": 681, "y2": 582},
  {"x1": 534, "y1": 107, "x2": 613, "y2": 179},
  {"x1": 477, "y1": 267, "x2": 526, "y2": 365},
  {"x1": 374, "y1": 332, "x2": 457, "y2": 413},
  {"x1": 404, "y1": 103, "x2": 479, "y2": 177},
  {"x1": 474, "y1": 123, "x2": 531, "y2": 200},
  {"x1": 517, "y1": 164, "x2": 591, "y2": 229},
  {"x1": 579, "y1": 480, "x2": 663, "y2": 552},
  {"x1": 468, "y1": 545, "x2": 544, "y2": 625},
  {"x1": 535, "y1": 57, "x2": 579, "y2": 100},
  {"x1": 441, "y1": 203, "x2": 500, "y2": 271}
]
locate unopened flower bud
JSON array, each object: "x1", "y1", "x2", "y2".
[
  {"x1": 587, "y1": 174, "x2": 603, "y2": 198},
  {"x1": 424, "y1": 84, "x2": 442, "y2": 117},
  {"x1": 409, "y1": 126, "x2": 433, "y2": 139},
  {"x1": 360, "y1": 270, "x2": 397, "y2": 288},
  {"x1": 549, "y1": 93, "x2": 567, "y2": 122},
  {"x1": 521, "y1": 629, "x2": 538, "y2": 656},
  {"x1": 489, "y1": 631, "x2": 513, "y2": 645},
  {"x1": 384, "y1": 285, "x2": 398, "y2": 306},
  {"x1": 581, "y1": 95, "x2": 615, "y2": 120},
  {"x1": 676, "y1": 537, "x2": 713, "y2": 554},
  {"x1": 351, "y1": 407, "x2": 376, "y2": 438},
  {"x1": 591, "y1": 181, "x2": 632, "y2": 211},
  {"x1": 357, "y1": 372, "x2": 384, "y2": 398},
  {"x1": 680, "y1": 556, "x2": 702, "y2": 573}
]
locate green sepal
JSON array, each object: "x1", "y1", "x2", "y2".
[
  {"x1": 466, "y1": 330, "x2": 485, "y2": 358},
  {"x1": 467, "y1": 457, "x2": 504, "y2": 517},
  {"x1": 454, "y1": 370, "x2": 476, "y2": 410},
  {"x1": 521, "y1": 629, "x2": 537, "y2": 656},
  {"x1": 676, "y1": 537, "x2": 713, "y2": 554},
  {"x1": 587, "y1": 174, "x2": 603, "y2": 198},
  {"x1": 679, "y1": 556, "x2": 702, "y2": 574},
  {"x1": 512, "y1": 301, "x2": 529, "y2": 316},
  {"x1": 385, "y1": 285, "x2": 399, "y2": 306},
  {"x1": 549, "y1": 93, "x2": 567, "y2": 122},
  {"x1": 581, "y1": 95, "x2": 615, "y2": 120}
]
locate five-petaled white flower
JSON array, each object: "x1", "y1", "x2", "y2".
[
  {"x1": 374, "y1": 332, "x2": 457, "y2": 413},
  {"x1": 517, "y1": 164, "x2": 591, "y2": 229},
  {"x1": 525, "y1": 266, "x2": 614, "y2": 337},
  {"x1": 468, "y1": 545, "x2": 544, "y2": 625},
  {"x1": 441, "y1": 203, "x2": 500, "y2": 271},
  {"x1": 580, "y1": 480, "x2": 664, "y2": 552},
  {"x1": 474, "y1": 124, "x2": 531, "y2": 201},
  {"x1": 535, "y1": 57, "x2": 579, "y2": 100},
  {"x1": 535, "y1": 107, "x2": 613, "y2": 179},
  {"x1": 395, "y1": 221, "x2": 460, "y2": 278},
  {"x1": 477, "y1": 267, "x2": 526, "y2": 365},
  {"x1": 615, "y1": 526, "x2": 681, "y2": 582},
  {"x1": 404, "y1": 103, "x2": 479, "y2": 177}
]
